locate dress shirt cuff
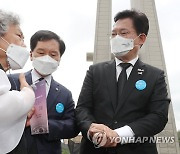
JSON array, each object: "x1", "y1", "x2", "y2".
[{"x1": 114, "y1": 125, "x2": 135, "y2": 144}]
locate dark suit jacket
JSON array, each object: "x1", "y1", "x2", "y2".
[
  {"x1": 75, "y1": 59, "x2": 170, "y2": 154},
  {"x1": 8, "y1": 70, "x2": 78, "y2": 154}
]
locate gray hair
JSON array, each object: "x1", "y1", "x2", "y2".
[{"x1": 0, "y1": 9, "x2": 20, "y2": 36}]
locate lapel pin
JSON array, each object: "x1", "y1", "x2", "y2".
[
  {"x1": 56, "y1": 88, "x2": 59, "y2": 91},
  {"x1": 56, "y1": 102, "x2": 64, "y2": 113},
  {"x1": 137, "y1": 68, "x2": 144, "y2": 75},
  {"x1": 138, "y1": 68, "x2": 144, "y2": 72},
  {"x1": 135, "y1": 80, "x2": 147, "y2": 90}
]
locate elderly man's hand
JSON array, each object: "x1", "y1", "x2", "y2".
[
  {"x1": 26, "y1": 107, "x2": 35, "y2": 127},
  {"x1": 19, "y1": 73, "x2": 32, "y2": 90}
]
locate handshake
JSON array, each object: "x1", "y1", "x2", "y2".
[{"x1": 88, "y1": 123, "x2": 119, "y2": 148}]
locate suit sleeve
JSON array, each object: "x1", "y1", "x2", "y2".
[
  {"x1": 75, "y1": 66, "x2": 96, "y2": 137},
  {"x1": 48, "y1": 92, "x2": 79, "y2": 140},
  {"x1": 128, "y1": 70, "x2": 170, "y2": 137}
]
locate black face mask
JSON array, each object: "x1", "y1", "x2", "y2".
[{"x1": 0, "y1": 63, "x2": 5, "y2": 71}]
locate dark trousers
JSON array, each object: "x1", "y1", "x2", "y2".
[
  {"x1": 7, "y1": 132, "x2": 38, "y2": 154},
  {"x1": 7, "y1": 133, "x2": 27, "y2": 154}
]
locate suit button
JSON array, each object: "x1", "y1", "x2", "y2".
[{"x1": 114, "y1": 121, "x2": 118, "y2": 124}]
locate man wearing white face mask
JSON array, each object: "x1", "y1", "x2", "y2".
[
  {"x1": 9, "y1": 30, "x2": 78, "y2": 154},
  {"x1": 76, "y1": 10, "x2": 170, "y2": 154},
  {"x1": 0, "y1": 9, "x2": 35, "y2": 154}
]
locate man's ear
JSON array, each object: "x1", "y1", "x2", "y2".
[
  {"x1": 139, "y1": 33, "x2": 147, "y2": 46},
  {"x1": 30, "y1": 51, "x2": 33, "y2": 61}
]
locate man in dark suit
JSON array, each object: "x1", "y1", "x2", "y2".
[
  {"x1": 75, "y1": 10, "x2": 170, "y2": 154},
  {"x1": 8, "y1": 30, "x2": 78, "y2": 154}
]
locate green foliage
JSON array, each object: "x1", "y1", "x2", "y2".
[
  {"x1": 62, "y1": 148, "x2": 70, "y2": 154},
  {"x1": 177, "y1": 130, "x2": 180, "y2": 145},
  {"x1": 62, "y1": 143, "x2": 70, "y2": 154}
]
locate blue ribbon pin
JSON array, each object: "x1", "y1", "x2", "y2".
[
  {"x1": 135, "y1": 80, "x2": 146, "y2": 90},
  {"x1": 56, "y1": 103, "x2": 64, "y2": 113}
]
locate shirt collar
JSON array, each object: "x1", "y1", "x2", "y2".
[
  {"x1": 31, "y1": 69, "x2": 51, "y2": 86},
  {"x1": 115, "y1": 56, "x2": 139, "y2": 67}
]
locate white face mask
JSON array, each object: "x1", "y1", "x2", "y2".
[
  {"x1": 6, "y1": 44, "x2": 29, "y2": 70},
  {"x1": 32, "y1": 55, "x2": 59, "y2": 76},
  {"x1": 110, "y1": 35, "x2": 140, "y2": 57},
  {"x1": 0, "y1": 37, "x2": 29, "y2": 70}
]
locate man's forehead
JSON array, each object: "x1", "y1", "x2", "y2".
[
  {"x1": 35, "y1": 40, "x2": 59, "y2": 49},
  {"x1": 113, "y1": 18, "x2": 134, "y2": 30}
]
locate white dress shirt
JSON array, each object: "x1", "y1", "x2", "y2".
[
  {"x1": 31, "y1": 69, "x2": 52, "y2": 97},
  {"x1": 114, "y1": 56, "x2": 138, "y2": 144},
  {"x1": 0, "y1": 69, "x2": 35, "y2": 154}
]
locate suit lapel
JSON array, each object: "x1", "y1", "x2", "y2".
[
  {"x1": 115, "y1": 59, "x2": 146, "y2": 115},
  {"x1": 104, "y1": 60, "x2": 117, "y2": 112},
  {"x1": 46, "y1": 78, "x2": 61, "y2": 111},
  {"x1": 25, "y1": 70, "x2": 33, "y2": 85}
]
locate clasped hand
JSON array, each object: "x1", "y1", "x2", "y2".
[{"x1": 88, "y1": 123, "x2": 119, "y2": 147}]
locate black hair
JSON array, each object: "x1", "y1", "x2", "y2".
[
  {"x1": 30, "y1": 30, "x2": 66, "y2": 57},
  {"x1": 114, "y1": 9, "x2": 149, "y2": 36}
]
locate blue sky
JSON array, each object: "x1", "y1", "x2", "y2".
[{"x1": 1, "y1": 0, "x2": 180, "y2": 130}]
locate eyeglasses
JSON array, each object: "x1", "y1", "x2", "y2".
[{"x1": 110, "y1": 30, "x2": 137, "y2": 39}]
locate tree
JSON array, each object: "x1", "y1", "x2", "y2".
[{"x1": 177, "y1": 130, "x2": 180, "y2": 145}]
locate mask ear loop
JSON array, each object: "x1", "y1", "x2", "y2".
[
  {"x1": 133, "y1": 34, "x2": 146, "y2": 48},
  {"x1": 0, "y1": 47, "x2": 6, "y2": 52},
  {"x1": 0, "y1": 47, "x2": 11, "y2": 71},
  {"x1": 0, "y1": 37, "x2": 9, "y2": 53},
  {"x1": 0, "y1": 37, "x2": 10, "y2": 53},
  {"x1": 133, "y1": 34, "x2": 142, "y2": 41},
  {"x1": 0, "y1": 37, "x2": 12, "y2": 70},
  {"x1": 0, "y1": 37, "x2": 10, "y2": 45}
]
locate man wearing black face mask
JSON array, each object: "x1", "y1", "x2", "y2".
[
  {"x1": 75, "y1": 9, "x2": 170, "y2": 154},
  {"x1": 0, "y1": 9, "x2": 35, "y2": 154}
]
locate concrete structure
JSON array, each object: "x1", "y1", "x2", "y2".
[
  {"x1": 92, "y1": 0, "x2": 180, "y2": 153},
  {"x1": 93, "y1": 0, "x2": 112, "y2": 63}
]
